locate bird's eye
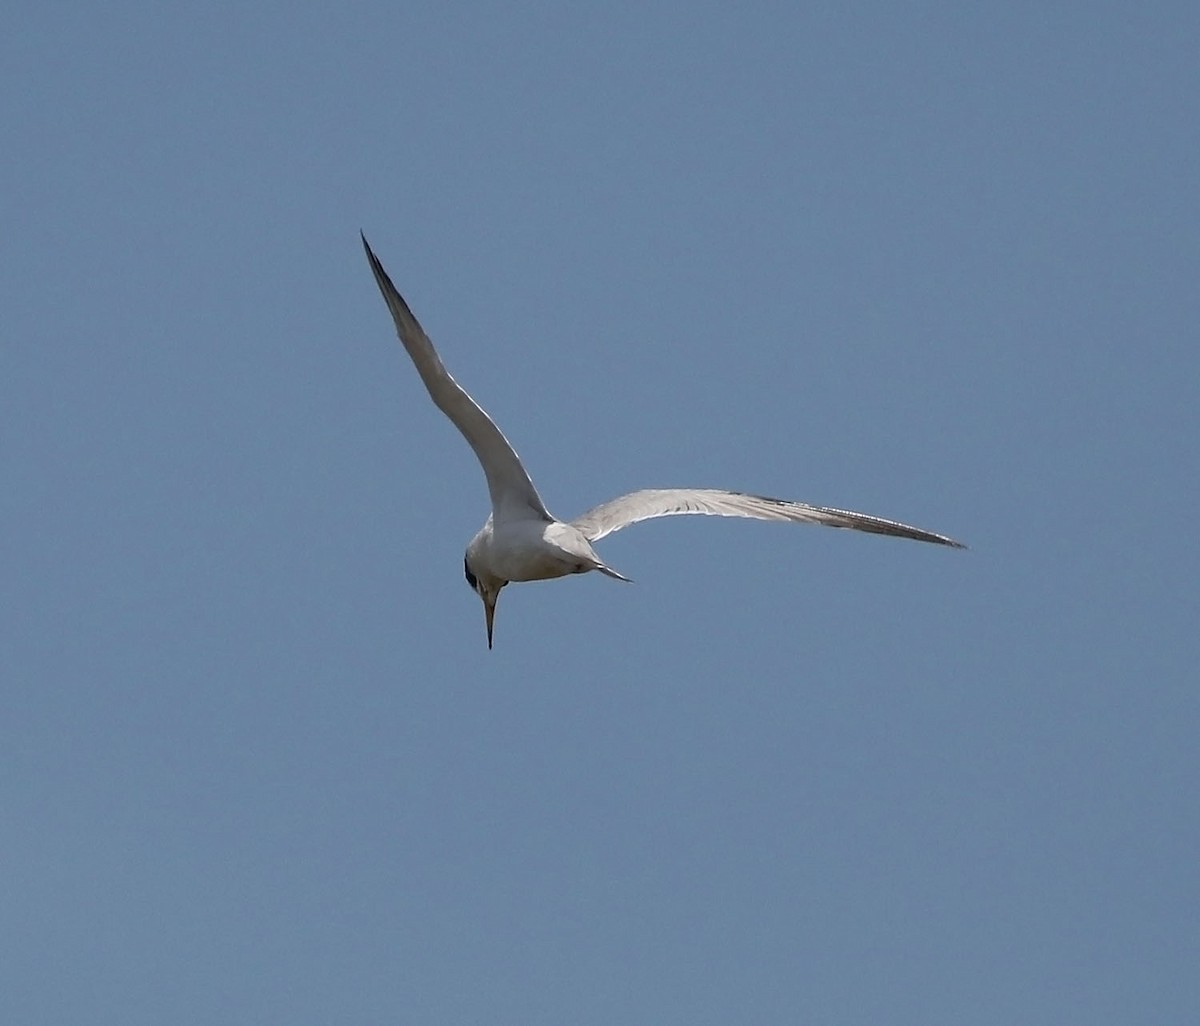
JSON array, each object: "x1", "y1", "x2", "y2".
[{"x1": 463, "y1": 559, "x2": 478, "y2": 591}]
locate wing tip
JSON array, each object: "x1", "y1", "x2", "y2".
[
  {"x1": 930, "y1": 534, "x2": 968, "y2": 550},
  {"x1": 745, "y1": 491, "x2": 967, "y2": 549},
  {"x1": 360, "y1": 232, "x2": 410, "y2": 312},
  {"x1": 360, "y1": 230, "x2": 382, "y2": 270}
]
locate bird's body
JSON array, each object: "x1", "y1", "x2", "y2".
[
  {"x1": 361, "y1": 232, "x2": 963, "y2": 647},
  {"x1": 468, "y1": 516, "x2": 621, "y2": 585}
]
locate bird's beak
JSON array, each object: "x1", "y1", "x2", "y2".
[{"x1": 483, "y1": 590, "x2": 498, "y2": 650}]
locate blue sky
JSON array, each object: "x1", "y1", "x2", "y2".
[{"x1": 3, "y1": 3, "x2": 1197, "y2": 1023}]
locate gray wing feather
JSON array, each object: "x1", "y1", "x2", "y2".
[
  {"x1": 362, "y1": 234, "x2": 550, "y2": 522},
  {"x1": 571, "y1": 488, "x2": 965, "y2": 547}
]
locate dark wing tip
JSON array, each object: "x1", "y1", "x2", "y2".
[
  {"x1": 360, "y1": 232, "x2": 394, "y2": 287},
  {"x1": 880, "y1": 526, "x2": 968, "y2": 549},
  {"x1": 746, "y1": 492, "x2": 967, "y2": 550},
  {"x1": 360, "y1": 233, "x2": 405, "y2": 305},
  {"x1": 921, "y1": 534, "x2": 968, "y2": 550},
  {"x1": 360, "y1": 230, "x2": 382, "y2": 269}
]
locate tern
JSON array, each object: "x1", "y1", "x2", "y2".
[{"x1": 362, "y1": 233, "x2": 963, "y2": 648}]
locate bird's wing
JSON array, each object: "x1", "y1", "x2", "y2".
[
  {"x1": 571, "y1": 488, "x2": 965, "y2": 547},
  {"x1": 361, "y1": 233, "x2": 551, "y2": 522}
]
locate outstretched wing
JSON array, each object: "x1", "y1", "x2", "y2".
[
  {"x1": 361, "y1": 233, "x2": 550, "y2": 522},
  {"x1": 571, "y1": 488, "x2": 964, "y2": 547}
]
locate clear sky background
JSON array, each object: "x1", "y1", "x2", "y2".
[{"x1": 3, "y1": 4, "x2": 1197, "y2": 1024}]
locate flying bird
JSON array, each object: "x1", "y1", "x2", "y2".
[{"x1": 361, "y1": 233, "x2": 963, "y2": 648}]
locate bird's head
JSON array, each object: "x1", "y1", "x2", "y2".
[{"x1": 463, "y1": 554, "x2": 505, "y2": 649}]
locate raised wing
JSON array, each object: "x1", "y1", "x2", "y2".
[
  {"x1": 361, "y1": 233, "x2": 550, "y2": 522},
  {"x1": 571, "y1": 488, "x2": 965, "y2": 547}
]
